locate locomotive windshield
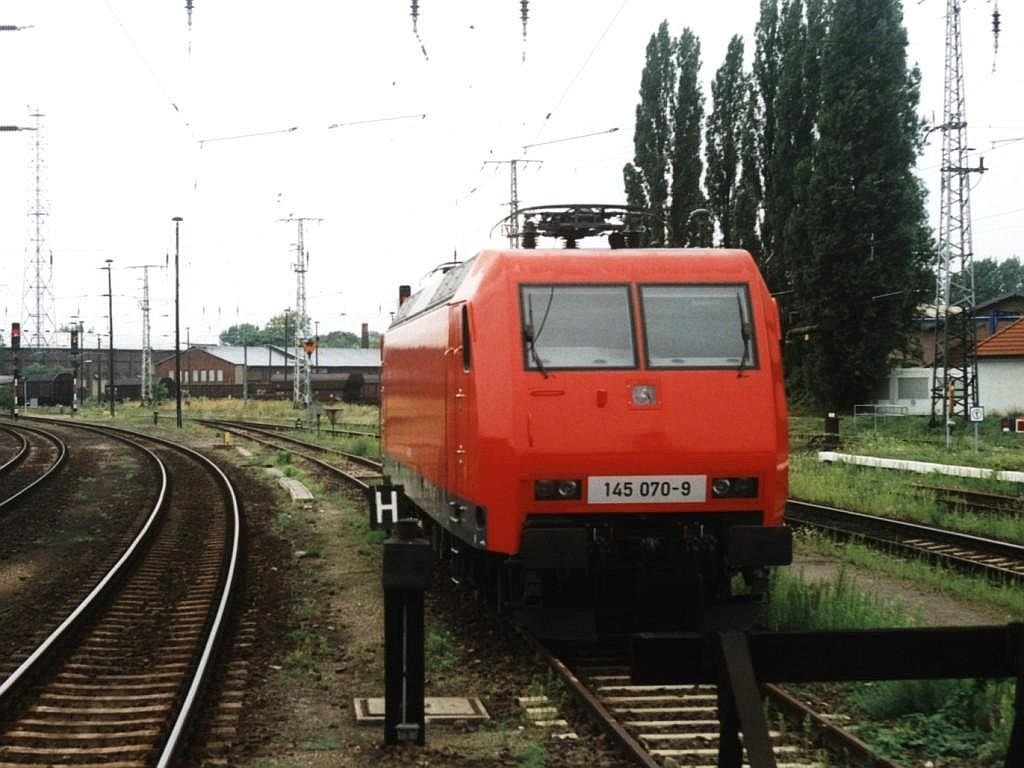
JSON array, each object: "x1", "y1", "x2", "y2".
[
  {"x1": 520, "y1": 284, "x2": 636, "y2": 370},
  {"x1": 640, "y1": 284, "x2": 758, "y2": 369}
]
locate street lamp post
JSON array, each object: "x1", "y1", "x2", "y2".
[
  {"x1": 103, "y1": 260, "x2": 115, "y2": 418},
  {"x1": 173, "y1": 217, "x2": 183, "y2": 428}
]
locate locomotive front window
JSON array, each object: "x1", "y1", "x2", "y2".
[
  {"x1": 520, "y1": 284, "x2": 636, "y2": 370},
  {"x1": 640, "y1": 284, "x2": 758, "y2": 369}
]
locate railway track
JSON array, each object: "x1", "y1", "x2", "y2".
[
  {"x1": 912, "y1": 482, "x2": 1023, "y2": 515},
  {"x1": 0, "y1": 420, "x2": 242, "y2": 767},
  {"x1": 198, "y1": 418, "x2": 382, "y2": 486},
  {"x1": 205, "y1": 416, "x2": 379, "y2": 441},
  {"x1": 522, "y1": 636, "x2": 893, "y2": 768},
  {"x1": 0, "y1": 422, "x2": 67, "y2": 509},
  {"x1": 787, "y1": 498, "x2": 1024, "y2": 581}
]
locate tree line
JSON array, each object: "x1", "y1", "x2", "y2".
[
  {"x1": 624, "y1": 0, "x2": 939, "y2": 411},
  {"x1": 218, "y1": 311, "x2": 380, "y2": 348}
]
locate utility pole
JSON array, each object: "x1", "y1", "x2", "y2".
[
  {"x1": 483, "y1": 159, "x2": 542, "y2": 247},
  {"x1": 173, "y1": 217, "x2": 183, "y2": 428},
  {"x1": 103, "y1": 259, "x2": 115, "y2": 417},
  {"x1": 278, "y1": 217, "x2": 321, "y2": 413},
  {"x1": 929, "y1": 0, "x2": 986, "y2": 437},
  {"x1": 128, "y1": 264, "x2": 165, "y2": 405}
]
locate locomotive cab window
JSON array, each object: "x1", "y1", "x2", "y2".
[
  {"x1": 520, "y1": 284, "x2": 636, "y2": 370},
  {"x1": 640, "y1": 284, "x2": 758, "y2": 369}
]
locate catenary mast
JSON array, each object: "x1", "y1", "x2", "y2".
[{"x1": 929, "y1": 0, "x2": 985, "y2": 428}]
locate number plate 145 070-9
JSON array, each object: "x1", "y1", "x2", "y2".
[{"x1": 586, "y1": 475, "x2": 707, "y2": 504}]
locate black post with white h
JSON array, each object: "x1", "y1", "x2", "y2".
[{"x1": 370, "y1": 485, "x2": 432, "y2": 746}]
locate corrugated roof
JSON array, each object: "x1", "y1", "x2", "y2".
[
  {"x1": 977, "y1": 316, "x2": 1024, "y2": 357},
  {"x1": 977, "y1": 292, "x2": 1024, "y2": 312},
  {"x1": 194, "y1": 345, "x2": 380, "y2": 368},
  {"x1": 311, "y1": 347, "x2": 381, "y2": 367},
  {"x1": 198, "y1": 345, "x2": 291, "y2": 366},
  {"x1": 155, "y1": 345, "x2": 292, "y2": 367}
]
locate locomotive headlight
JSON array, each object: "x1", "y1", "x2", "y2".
[
  {"x1": 711, "y1": 476, "x2": 759, "y2": 498},
  {"x1": 557, "y1": 480, "x2": 580, "y2": 499},
  {"x1": 535, "y1": 479, "x2": 582, "y2": 501}
]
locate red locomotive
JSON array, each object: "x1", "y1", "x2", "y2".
[{"x1": 381, "y1": 206, "x2": 791, "y2": 635}]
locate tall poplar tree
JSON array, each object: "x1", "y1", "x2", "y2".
[
  {"x1": 705, "y1": 36, "x2": 748, "y2": 247},
  {"x1": 752, "y1": 0, "x2": 783, "y2": 287},
  {"x1": 623, "y1": 22, "x2": 676, "y2": 245},
  {"x1": 797, "y1": 0, "x2": 932, "y2": 409},
  {"x1": 734, "y1": 81, "x2": 763, "y2": 260},
  {"x1": 668, "y1": 29, "x2": 706, "y2": 246}
]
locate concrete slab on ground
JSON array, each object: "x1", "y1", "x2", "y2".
[
  {"x1": 352, "y1": 697, "x2": 489, "y2": 724},
  {"x1": 263, "y1": 468, "x2": 314, "y2": 501}
]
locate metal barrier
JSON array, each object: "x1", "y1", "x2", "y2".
[
  {"x1": 854, "y1": 403, "x2": 910, "y2": 430},
  {"x1": 632, "y1": 625, "x2": 1023, "y2": 768}
]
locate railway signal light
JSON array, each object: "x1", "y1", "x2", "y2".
[
  {"x1": 11, "y1": 322, "x2": 20, "y2": 350},
  {"x1": 70, "y1": 328, "x2": 79, "y2": 352}
]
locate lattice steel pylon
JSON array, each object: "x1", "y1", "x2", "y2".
[
  {"x1": 929, "y1": 0, "x2": 985, "y2": 427},
  {"x1": 22, "y1": 110, "x2": 57, "y2": 348},
  {"x1": 484, "y1": 158, "x2": 542, "y2": 247},
  {"x1": 279, "y1": 217, "x2": 321, "y2": 410},
  {"x1": 128, "y1": 264, "x2": 166, "y2": 404}
]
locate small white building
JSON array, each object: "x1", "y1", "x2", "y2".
[{"x1": 876, "y1": 317, "x2": 1024, "y2": 417}]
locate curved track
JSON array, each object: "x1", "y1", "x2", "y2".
[
  {"x1": 0, "y1": 420, "x2": 242, "y2": 767},
  {"x1": 199, "y1": 418, "x2": 382, "y2": 487},
  {"x1": 787, "y1": 498, "x2": 1024, "y2": 581},
  {"x1": 0, "y1": 422, "x2": 68, "y2": 510}
]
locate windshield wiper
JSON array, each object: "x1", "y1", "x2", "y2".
[
  {"x1": 736, "y1": 293, "x2": 752, "y2": 377},
  {"x1": 525, "y1": 294, "x2": 549, "y2": 379}
]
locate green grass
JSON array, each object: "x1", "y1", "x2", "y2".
[
  {"x1": 849, "y1": 679, "x2": 1015, "y2": 764},
  {"x1": 761, "y1": 564, "x2": 916, "y2": 631},
  {"x1": 789, "y1": 450, "x2": 1024, "y2": 544},
  {"x1": 791, "y1": 413, "x2": 1024, "y2": 469},
  {"x1": 773, "y1": 536, "x2": 1014, "y2": 764},
  {"x1": 425, "y1": 628, "x2": 459, "y2": 673},
  {"x1": 796, "y1": 530, "x2": 1024, "y2": 617}
]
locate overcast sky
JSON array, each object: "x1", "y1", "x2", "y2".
[{"x1": 0, "y1": 1, "x2": 1020, "y2": 349}]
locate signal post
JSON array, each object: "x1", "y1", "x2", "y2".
[
  {"x1": 10, "y1": 322, "x2": 20, "y2": 417},
  {"x1": 368, "y1": 485, "x2": 432, "y2": 746},
  {"x1": 70, "y1": 325, "x2": 80, "y2": 414}
]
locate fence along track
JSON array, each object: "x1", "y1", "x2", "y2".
[{"x1": 0, "y1": 420, "x2": 242, "y2": 768}]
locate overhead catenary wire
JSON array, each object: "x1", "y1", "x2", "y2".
[
  {"x1": 524, "y1": 0, "x2": 631, "y2": 147},
  {"x1": 197, "y1": 113, "x2": 427, "y2": 147},
  {"x1": 101, "y1": 0, "x2": 191, "y2": 133}
]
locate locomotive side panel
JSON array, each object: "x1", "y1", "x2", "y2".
[{"x1": 381, "y1": 303, "x2": 449, "y2": 515}]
